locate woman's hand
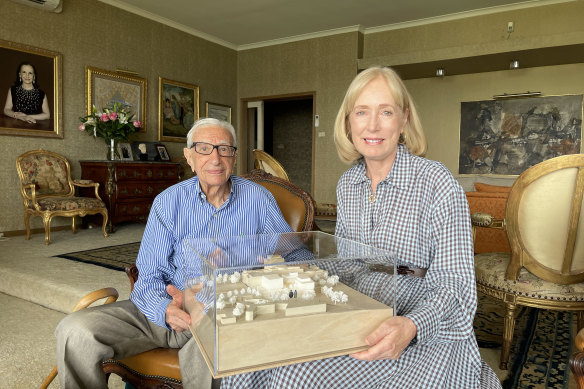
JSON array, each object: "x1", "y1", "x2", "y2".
[
  {"x1": 350, "y1": 316, "x2": 417, "y2": 360},
  {"x1": 165, "y1": 284, "x2": 203, "y2": 332},
  {"x1": 12, "y1": 112, "x2": 36, "y2": 123}
]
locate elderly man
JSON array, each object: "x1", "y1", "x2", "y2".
[{"x1": 55, "y1": 118, "x2": 293, "y2": 388}]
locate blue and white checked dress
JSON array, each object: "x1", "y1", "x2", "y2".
[{"x1": 221, "y1": 146, "x2": 501, "y2": 388}]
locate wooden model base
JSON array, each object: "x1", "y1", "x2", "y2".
[{"x1": 190, "y1": 279, "x2": 393, "y2": 377}]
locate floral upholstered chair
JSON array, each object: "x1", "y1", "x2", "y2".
[
  {"x1": 471, "y1": 154, "x2": 584, "y2": 370},
  {"x1": 16, "y1": 149, "x2": 108, "y2": 245}
]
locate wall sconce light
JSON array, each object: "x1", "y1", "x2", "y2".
[
  {"x1": 435, "y1": 68, "x2": 445, "y2": 77},
  {"x1": 509, "y1": 60, "x2": 520, "y2": 69}
]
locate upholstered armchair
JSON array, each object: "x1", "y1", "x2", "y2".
[
  {"x1": 102, "y1": 169, "x2": 316, "y2": 388},
  {"x1": 253, "y1": 149, "x2": 290, "y2": 181},
  {"x1": 16, "y1": 149, "x2": 108, "y2": 244},
  {"x1": 472, "y1": 154, "x2": 584, "y2": 370}
]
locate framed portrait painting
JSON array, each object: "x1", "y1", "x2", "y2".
[
  {"x1": 158, "y1": 77, "x2": 199, "y2": 143},
  {"x1": 206, "y1": 102, "x2": 231, "y2": 123},
  {"x1": 86, "y1": 66, "x2": 147, "y2": 132},
  {"x1": 0, "y1": 39, "x2": 62, "y2": 138}
]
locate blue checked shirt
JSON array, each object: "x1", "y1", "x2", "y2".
[{"x1": 130, "y1": 175, "x2": 292, "y2": 328}]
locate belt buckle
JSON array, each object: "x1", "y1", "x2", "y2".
[{"x1": 397, "y1": 265, "x2": 414, "y2": 276}]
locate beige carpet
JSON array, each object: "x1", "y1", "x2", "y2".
[{"x1": 0, "y1": 224, "x2": 144, "y2": 389}]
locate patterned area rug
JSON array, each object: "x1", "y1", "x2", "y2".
[
  {"x1": 54, "y1": 242, "x2": 141, "y2": 271},
  {"x1": 474, "y1": 292, "x2": 575, "y2": 389}
]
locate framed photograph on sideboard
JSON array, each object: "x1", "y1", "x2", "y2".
[
  {"x1": 0, "y1": 39, "x2": 62, "y2": 138},
  {"x1": 156, "y1": 144, "x2": 171, "y2": 161},
  {"x1": 117, "y1": 142, "x2": 133, "y2": 160}
]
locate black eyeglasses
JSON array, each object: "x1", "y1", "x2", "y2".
[{"x1": 188, "y1": 142, "x2": 237, "y2": 157}]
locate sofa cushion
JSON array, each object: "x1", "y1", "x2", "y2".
[
  {"x1": 465, "y1": 191, "x2": 511, "y2": 254},
  {"x1": 474, "y1": 182, "x2": 512, "y2": 193}
]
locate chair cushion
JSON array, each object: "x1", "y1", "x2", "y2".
[
  {"x1": 30, "y1": 197, "x2": 105, "y2": 212},
  {"x1": 20, "y1": 154, "x2": 71, "y2": 196},
  {"x1": 475, "y1": 252, "x2": 584, "y2": 301},
  {"x1": 114, "y1": 348, "x2": 182, "y2": 381}
]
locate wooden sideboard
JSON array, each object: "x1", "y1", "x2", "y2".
[{"x1": 79, "y1": 161, "x2": 180, "y2": 232}]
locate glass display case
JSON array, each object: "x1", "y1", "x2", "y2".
[{"x1": 181, "y1": 231, "x2": 396, "y2": 378}]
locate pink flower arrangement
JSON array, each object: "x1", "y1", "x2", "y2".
[{"x1": 79, "y1": 101, "x2": 141, "y2": 145}]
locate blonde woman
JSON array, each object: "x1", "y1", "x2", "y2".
[{"x1": 222, "y1": 67, "x2": 501, "y2": 388}]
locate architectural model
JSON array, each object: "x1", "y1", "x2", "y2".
[
  {"x1": 214, "y1": 264, "x2": 349, "y2": 325},
  {"x1": 189, "y1": 262, "x2": 394, "y2": 377}
]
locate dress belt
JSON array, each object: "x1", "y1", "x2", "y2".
[{"x1": 369, "y1": 264, "x2": 428, "y2": 278}]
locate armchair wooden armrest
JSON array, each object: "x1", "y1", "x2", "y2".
[
  {"x1": 20, "y1": 182, "x2": 41, "y2": 209},
  {"x1": 471, "y1": 212, "x2": 505, "y2": 229},
  {"x1": 40, "y1": 287, "x2": 119, "y2": 389},
  {"x1": 570, "y1": 328, "x2": 584, "y2": 389},
  {"x1": 471, "y1": 212, "x2": 506, "y2": 246},
  {"x1": 73, "y1": 179, "x2": 103, "y2": 200}
]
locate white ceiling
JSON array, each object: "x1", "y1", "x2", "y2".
[{"x1": 99, "y1": 0, "x2": 571, "y2": 50}]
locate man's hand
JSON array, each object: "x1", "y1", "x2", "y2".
[
  {"x1": 350, "y1": 316, "x2": 417, "y2": 360},
  {"x1": 165, "y1": 284, "x2": 198, "y2": 332}
]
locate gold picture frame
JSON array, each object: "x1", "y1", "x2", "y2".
[
  {"x1": 0, "y1": 39, "x2": 62, "y2": 138},
  {"x1": 86, "y1": 66, "x2": 147, "y2": 132},
  {"x1": 205, "y1": 101, "x2": 232, "y2": 123},
  {"x1": 158, "y1": 77, "x2": 199, "y2": 142}
]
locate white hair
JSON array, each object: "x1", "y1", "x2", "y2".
[{"x1": 186, "y1": 118, "x2": 237, "y2": 147}]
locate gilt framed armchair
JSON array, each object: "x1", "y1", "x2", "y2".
[
  {"x1": 16, "y1": 149, "x2": 108, "y2": 244},
  {"x1": 253, "y1": 149, "x2": 290, "y2": 181},
  {"x1": 472, "y1": 154, "x2": 584, "y2": 370}
]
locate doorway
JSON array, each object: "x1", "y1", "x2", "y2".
[{"x1": 243, "y1": 94, "x2": 315, "y2": 194}]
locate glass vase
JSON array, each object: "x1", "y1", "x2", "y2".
[{"x1": 106, "y1": 139, "x2": 120, "y2": 160}]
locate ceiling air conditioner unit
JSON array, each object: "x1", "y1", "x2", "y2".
[{"x1": 8, "y1": 0, "x2": 63, "y2": 13}]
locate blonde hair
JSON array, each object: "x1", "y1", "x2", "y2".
[{"x1": 333, "y1": 66, "x2": 427, "y2": 164}]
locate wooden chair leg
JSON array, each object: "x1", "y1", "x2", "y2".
[
  {"x1": 72, "y1": 216, "x2": 77, "y2": 234},
  {"x1": 499, "y1": 302, "x2": 517, "y2": 370},
  {"x1": 101, "y1": 211, "x2": 109, "y2": 238},
  {"x1": 43, "y1": 213, "x2": 52, "y2": 245},
  {"x1": 24, "y1": 213, "x2": 31, "y2": 240}
]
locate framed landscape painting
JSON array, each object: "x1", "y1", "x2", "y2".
[
  {"x1": 459, "y1": 94, "x2": 582, "y2": 175},
  {"x1": 0, "y1": 39, "x2": 62, "y2": 138},
  {"x1": 158, "y1": 77, "x2": 199, "y2": 142},
  {"x1": 86, "y1": 66, "x2": 147, "y2": 132},
  {"x1": 205, "y1": 102, "x2": 231, "y2": 123}
]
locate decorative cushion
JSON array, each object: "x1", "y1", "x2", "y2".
[
  {"x1": 30, "y1": 197, "x2": 105, "y2": 212},
  {"x1": 466, "y1": 192, "x2": 510, "y2": 253},
  {"x1": 475, "y1": 252, "x2": 584, "y2": 301},
  {"x1": 474, "y1": 182, "x2": 512, "y2": 193},
  {"x1": 20, "y1": 154, "x2": 71, "y2": 196}
]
